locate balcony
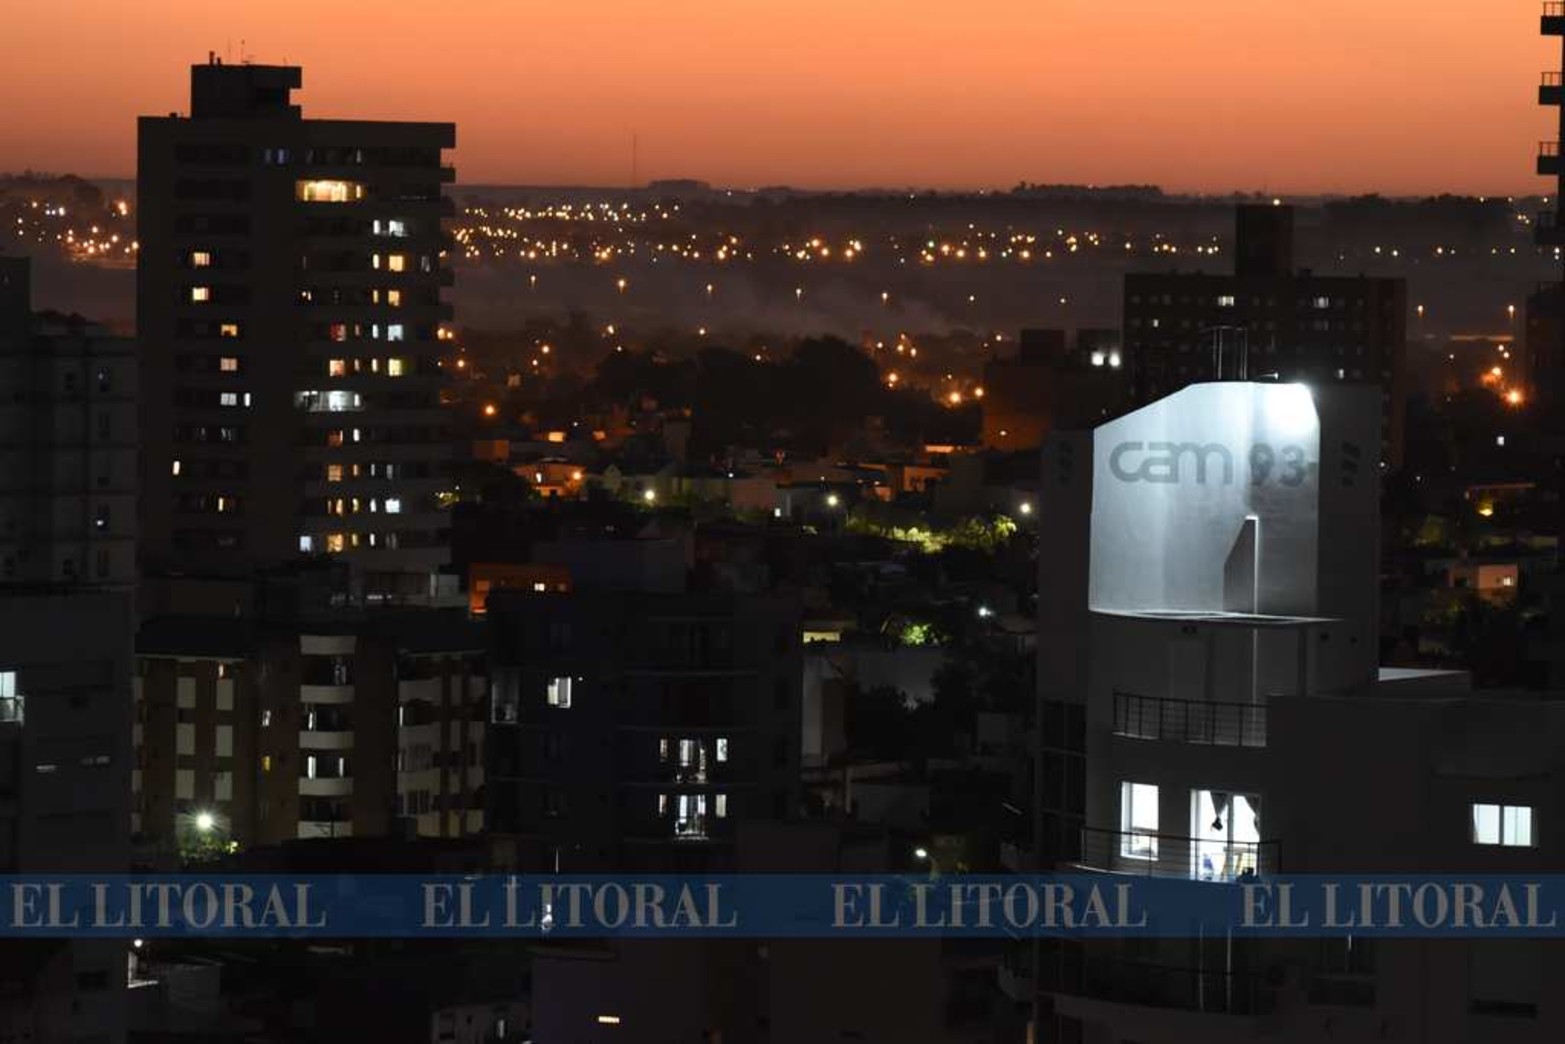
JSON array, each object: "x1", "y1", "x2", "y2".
[
  {"x1": 1538, "y1": 141, "x2": 1561, "y2": 177},
  {"x1": 1064, "y1": 957, "x2": 1274, "y2": 1017},
  {"x1": 1545, "y1": 1, "x2": 1565, "y2": 35},
  {"x1": 1075, "y1": 827, "x2": 1280, "y2": 881},
  {"x1": 1543, "y1": 71, "x2": 1565, "y2": 106},
  {"x1": 299, "y1": 776, "x2": 354, "y2": 797},
  {"x1": 1113, "y1": 691, "x2": 1266, "y2": 748}
]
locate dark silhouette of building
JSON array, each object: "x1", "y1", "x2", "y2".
[
  {"x1": 980, "y1": 328, "x2": 1131, "y2": 451},
  {"x1": 0, "y1": 255, "x2": 134, "y2": 1041},
  {"x1": 0, "y1": 258, "x2": 136, "y2": 587},
  {"x1": 485, "y1": 528, "x2": 802, "y2": 873},
  {"x1": 1123, "y1": 204, "x2": 1407, "y2": 468},
  {"x1": 136, "y1": 59, "x2": 457, "y2": 603},
  {"x1": 1527, "y1": 6, "x2": 1565, "y2": 413}
]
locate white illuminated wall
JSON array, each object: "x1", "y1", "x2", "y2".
[{"x1": 1088, "y1": 383, "x2": 1321, "y2": 616}]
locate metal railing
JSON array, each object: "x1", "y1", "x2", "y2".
[
  {"x1": 1113, "y1": 691, "x2": 1266, "y2": 747},
  {"x1": 1546, "y1": 2, "x2": 1565, "y2": 20},
  {"x1": 1541, "y1": 140, "x2": 1561, "y2": 157},
  {"x1": 1077, "y1": 827, "x2": 1280, "y2": 881},
  {"x1": 1072, "y1": 957, "x2": 1274, "y2": 1016},
  {"x1": 1545, "y1": 71, "x2": 1565, "y2": 87}
]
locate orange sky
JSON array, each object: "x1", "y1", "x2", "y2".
[{"x1": 4, "y1": 0, "x2": 1559, "y2": 193}]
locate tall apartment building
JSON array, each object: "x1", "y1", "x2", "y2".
[
  {"x1": 0, "y1": 256, "x2": 134, "y2": 1042},
  {"x1": 137, "y1": 60, "x2": 457, "y2": 602},
  {"x1": 134, "y1": 607, "x2": 486, "y2": 853},
  {"x1": 487, "y1": 573, "x2": 802, "y2": 873},
  {"x1": 0, "y1": 257, "x2": 136, "y2": 587},
  {"x1": 1123, "y1": 205, "x2": 1407, "y2": 468},
  {"x1": 1025, "y1": 381, "x2": 1565, "y2": 1043},
  {"x1": 1527, "y1": 6, "x2": 1565, "y2": 412}
]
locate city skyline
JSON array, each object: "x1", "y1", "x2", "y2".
[{"x1": 4, "y1": 0, "x2": 1560, "y2": 195}]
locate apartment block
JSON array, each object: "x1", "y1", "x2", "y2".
[{"x1": 137, "y1": 59, "x2": 457, "y2": 601}]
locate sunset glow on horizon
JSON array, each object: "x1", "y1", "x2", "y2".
[{"x1": 4, "y1": 0, "x2": 1560, "y2": 194}]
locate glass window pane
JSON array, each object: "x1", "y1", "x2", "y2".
[
  {"x1": 1505, "y1": 805, "x2": 1533, "y2": 847},
  {"x1": 1472, "y1": 803, "x2": 1501, "y2": 845}
]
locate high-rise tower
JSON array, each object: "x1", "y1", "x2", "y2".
[{"x1": 137, "y1": 60, "x2": 457, "y2": 603}]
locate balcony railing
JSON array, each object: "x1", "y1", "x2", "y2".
[
  {"x1": 1070, "y1": 957, "x2": 1274, "y2": 1017},
  {"x1": 1113, "y1": 691, "x2": 1266, "y2": 747},
  {"x1": 1076, "y1": 827, "x2": 1280, "y2": 881},
  {"x1": 1546, "y1": 2, "x2": 1565, "y2": 23}
]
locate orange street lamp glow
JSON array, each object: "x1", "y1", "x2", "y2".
[{"x1": 483, "y1": 403, "x2": 497, "y2": 417}]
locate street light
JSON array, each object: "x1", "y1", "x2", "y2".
[
  {"x1": 913, "y1": 847, "x2": 929, "y2": 861},
  {"x1": 195, "y1": 811, "x2": 216, "y2": 833},
  {"x1": 826, "y1": 493, "x2": 840, "y2": 508}
]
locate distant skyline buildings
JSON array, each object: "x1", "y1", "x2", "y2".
[{"x1": 1, "y1": 1, "x2": 1559, "y2": 196}]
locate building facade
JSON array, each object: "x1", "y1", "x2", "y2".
[
  {"x1": 1027, "y1": 381, "x2": 1565, "y2": 1043},
  {"x1": 1122, "y1": 205, "x2": 1407, "y2": 468},
  {"x1": 134, "y1": 610, "x2": 486, "y2": 853},
  {"x1": 487, "y1": 588, "x2": 803, "y2": 873},
  {"x1": 0, "y1": 257, "x2": 136, "y2": 588},
  {"x1": 0, "y1": 255, "x2": 134, "y2": 1042},
  {"x1": 137, "y1": 60, "x2": 457, "y2": 601}
]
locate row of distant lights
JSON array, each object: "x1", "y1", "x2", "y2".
[{"x1": 1089, "y1": 351, "x2": 1123, "y2": 368}]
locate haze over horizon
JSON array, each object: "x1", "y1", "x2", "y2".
[{"x1": 4, "y1": 0, "x2": 1559, "y2": 196}]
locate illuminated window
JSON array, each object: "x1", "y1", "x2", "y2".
[
  {"x1": 546, "y1": 677, "x2": 573, "y2": 708},
  {"x1": 374, "y1": 218, "x2": 408, "y2": 237},
  {"x1": 299, "y1": 535, "x2": 314, "y2": 553},
  {"x1": 1313, "y1": 296, "x2": 1332, "y2": 310},
  {"x1": 715, "y1": 737, "x2": 729, "y2": 762},
  {"x1": 328, "y1": 359, "x2": 347, "y2": 377},
  {"x1": 386, "y1": 289, "x2": 402, "y2": 307},
  {"x1": 1217, "y1": 294, "x2": 1236, "y2": 307},
  {"x1": 1120, "y1": 781, "x2": 1159, "y2": 859},
  {"x1": 190, "y1": 286, "x2": 211, "y2": 303},
  {"x1": 384, "y1": 498, "x2": 402, "y2": 514},
  {"x1": 715, "y1": 794, "x2": 728, "y2": 818},
  {"x1": 387, "y1": 357, "x2": 406, "y2": 377},
  {"x1": 190, "y1": 251, "x2": 212, "y2": 268},
  {"x1": 296, "y1": 180, "x2": 364, "y2": 203},
  {"x1": 219, "y1": 392, "x2": 238, "y2": 407},
  {"x1": 219, "y1": 323, "x2": 240, "y2": 338},
  {"x1": 326, "y1": 464, "x2": 343, "y2": 483},
  {"x1": 171, "y1": 460, "x2": 182, "y2": 476},
  {"x1": 387, "y1": 254, "x2": 407, "y2": 273},
  {"x1": 325, "y1": 533, "x2": 345, "y2": 553},
  {"x1": 296, "y1": 390, "x2": 362, "y2": 412},
  {"x1": 387, "y1": 324, "x2": 405, "y2": 342},
  {"x1": 214, "y1": 495, "x2": 230, "y2": 513},
  {"x1": 219, "y1": 357, "x2": 239, "y2": 372},
  {"x1": 1472, "y1": 803, "x2": 1534, "y2": 847},
  {"x1": 328, "y1": 323, "x2": 348, "y2": 342}
]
